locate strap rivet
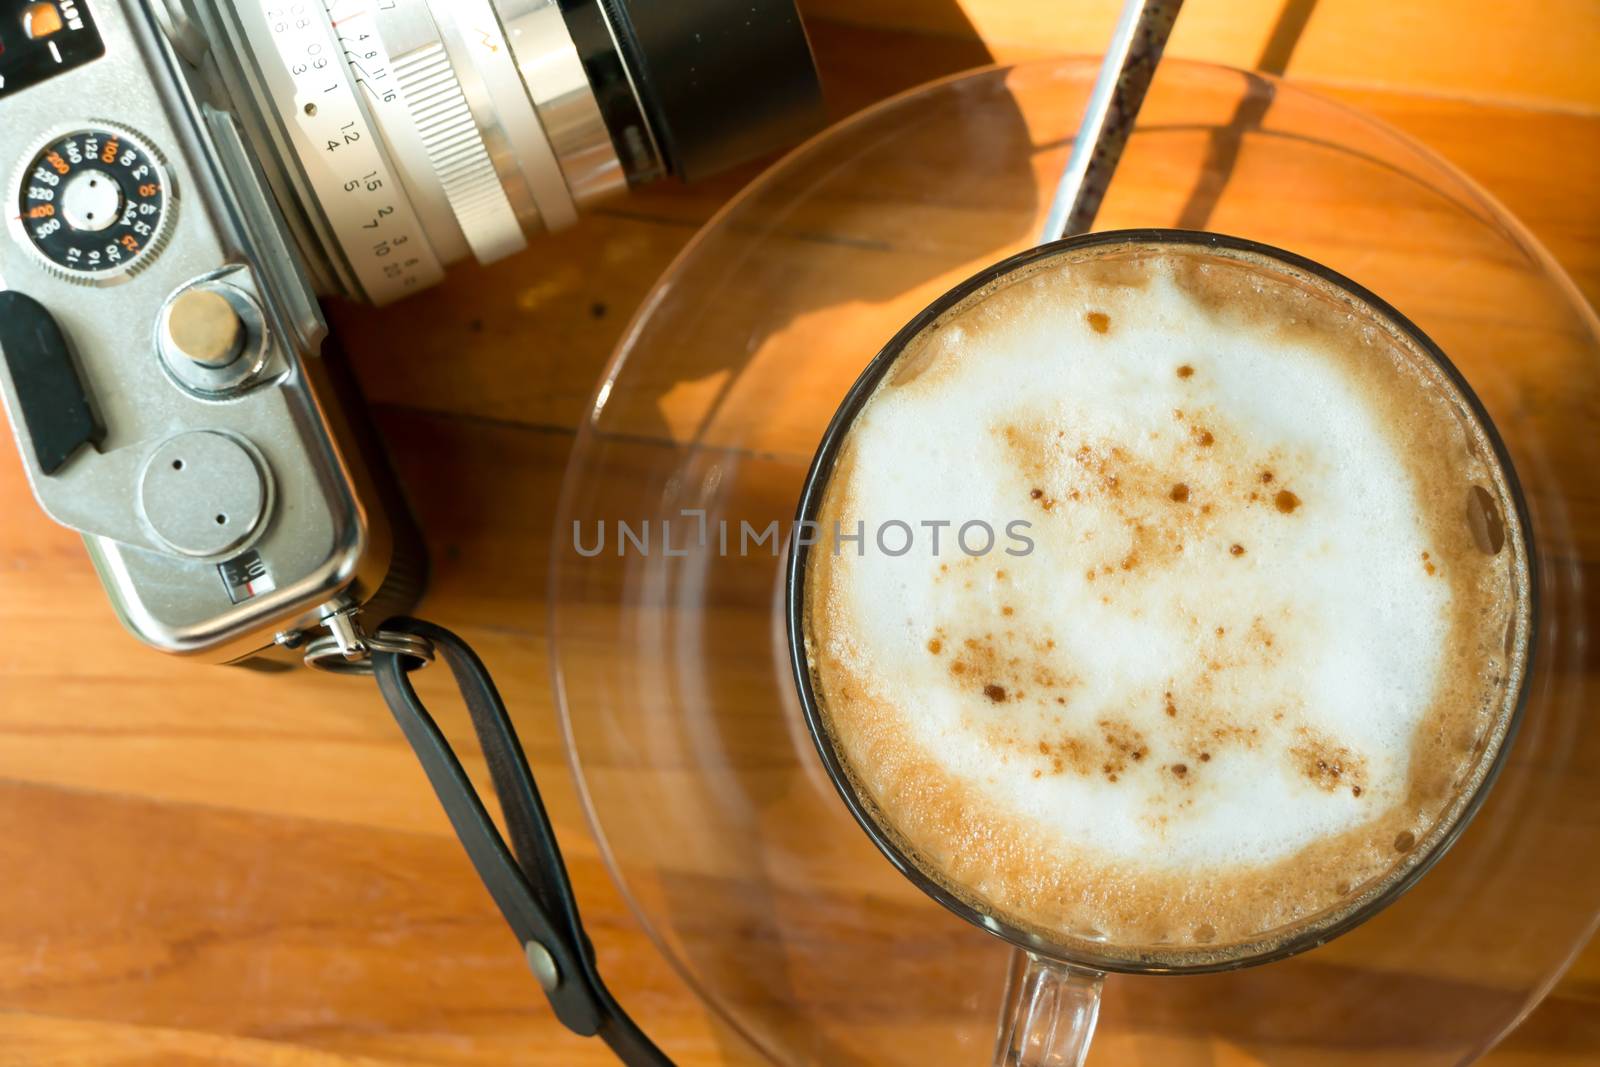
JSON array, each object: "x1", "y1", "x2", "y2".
[{"x1": 525, "y1": 939, "x2": 560, "y2": 992}]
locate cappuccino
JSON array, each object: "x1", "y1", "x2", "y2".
[{"x1": 801, "y1": 239, "x2": 1530, "y2": 964}]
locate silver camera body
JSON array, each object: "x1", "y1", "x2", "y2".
[{"x1": 0, "y1": 0, "x2": 819, "y2": 663}]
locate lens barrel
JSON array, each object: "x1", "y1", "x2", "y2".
[{"x1": 182, "y1": 0, "x2": 822, "y2": 303}]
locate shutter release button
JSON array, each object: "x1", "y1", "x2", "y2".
[{"x1": 161, "y1": 287, "x2": 244, "y2": 368}]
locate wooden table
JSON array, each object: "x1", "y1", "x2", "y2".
[{"x1": 1, "y1": 12, "x2": 1596, "y2": 1067}]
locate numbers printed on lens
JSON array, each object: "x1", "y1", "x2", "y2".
[{"x1": 260, "y1": 0, "x2": 444, "y2": 300}]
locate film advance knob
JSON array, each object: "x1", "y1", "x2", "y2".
[{"x1": 161, "y1": 287, "x2": 243, "y2": 367}]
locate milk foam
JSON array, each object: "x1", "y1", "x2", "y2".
[{"x1": 805, "y1": 242, "x2": 1528, "y2": 958}]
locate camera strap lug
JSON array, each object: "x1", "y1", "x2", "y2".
[{"x1": 302, "y1": 605, "x2": 436, "y2": 674}]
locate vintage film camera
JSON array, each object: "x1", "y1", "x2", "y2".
[{"x1": 0, "y1": 0, "x2": 820, "y2": 665}]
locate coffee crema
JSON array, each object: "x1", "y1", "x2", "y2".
[{"x1": 801, "y1": 239, "x2": 1531, "y2": 965}]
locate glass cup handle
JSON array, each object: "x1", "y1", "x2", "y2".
[{"x1": 993, "y1": 949, "x2": 1105, "y2": 1067}]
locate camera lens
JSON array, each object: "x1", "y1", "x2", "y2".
[
  {"x1": 182, "y1": 0, "x2": 821, "y2": 304},
  {"x1": 569, "y1": 0, "x2": 828, "y2": 183}
]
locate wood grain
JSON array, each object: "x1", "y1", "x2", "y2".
[
  {"x1": 807, "y1": 0, "x2": 1600, "y2": 113},
  {"x1": 1, "y1": 10, "x2": 1596, "y2": 1067}
]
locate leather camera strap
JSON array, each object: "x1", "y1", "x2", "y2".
[{"x1": 372, "y1": 617, "x2": 672, "y2": 1066}]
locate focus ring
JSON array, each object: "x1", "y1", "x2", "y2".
[{"x1": 393, "y1": 41, "x2": 527, "y2": 264}]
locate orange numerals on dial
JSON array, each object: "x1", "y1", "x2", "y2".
[
  {"x1": 26, "y1": 205, "x2": 55, "y2": 219},
  {"x1": 120, "y1": 235, "x2": 140, "y2": 253},
  {"x1": 101, "y1": 141, "x2": 120, "y2": 164},
  {"x1": 45, "y1": 153, "x2": 69, "y2": 175},
  {"x1": 138, "y1": 183, "x2": 160, "y2": 197}
]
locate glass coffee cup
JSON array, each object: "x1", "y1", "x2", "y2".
[{"x1": 785, "y1": 229, "x2": 1535, "y2": 1067}]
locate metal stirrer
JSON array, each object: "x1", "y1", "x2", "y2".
[{"x1": 1041, "y1": 0, "x2": 1186, "y2": 242}]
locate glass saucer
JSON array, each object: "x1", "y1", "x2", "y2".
[{"x1": 550, "y1": 58, "x2": 1600, "y2": 1065}]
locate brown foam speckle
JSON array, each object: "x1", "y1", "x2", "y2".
[
  {"x1": 1177, "y1": 364, "x2": 1194, "y2": 379},
  {"x1": 1275, "y1": 489, "x2": 1302, "y2": 514},
  {"x1": 1099, "y1": 719, "x2": 1149, "y2": 778},
  {"x1": 1037, "y1": 736, "x2": 1094, "y2": 777},
  {"x1": 1087, "y1": 311, "x2": 1111, "y2": 334},
  {"x1": 1290, "y1": 732, "x2": 1368, "y2": 793}
]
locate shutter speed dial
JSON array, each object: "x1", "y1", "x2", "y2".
[{"x1": 14, "y1": 126, "x2": 172, "y2": 282}]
